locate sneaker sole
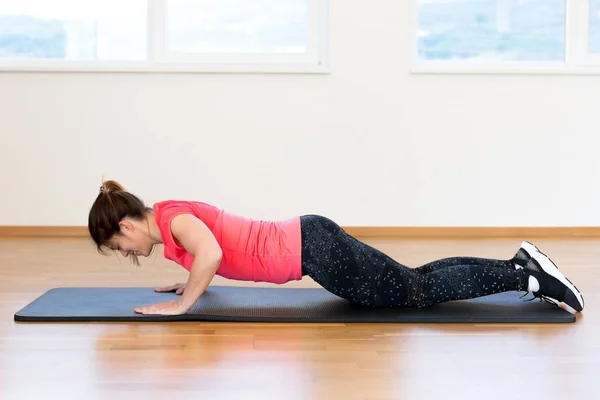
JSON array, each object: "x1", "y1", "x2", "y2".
[{"x1": 522, "y1": 242, "x2": 584, "y2": 312}]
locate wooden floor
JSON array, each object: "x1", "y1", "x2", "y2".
[{"x1": 1, "y1": 237, "x2": 599, "y2": 400}]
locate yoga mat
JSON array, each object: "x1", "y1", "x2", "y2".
[{"x1": 13, "y1": 286, "x2": 575, "y2": 323}]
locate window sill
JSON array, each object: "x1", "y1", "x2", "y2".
[
  {"x1": 0, "y1": 61, "x2": 331, "y2": 75},
  {"x1": 411, "y1": 61, "x2": 600, "y2": 75}
]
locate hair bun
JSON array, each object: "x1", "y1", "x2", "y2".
[{"x1": 100, "y1": 180, "x2": 126, "y2": 195}]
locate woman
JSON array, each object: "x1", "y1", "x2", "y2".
[{"x1": 88, "y1": 180, "x2": 584, "y2": 315}]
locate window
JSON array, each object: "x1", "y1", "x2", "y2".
[
  {"x1": 0, "y1": 1, "x2": 147, "y2": 61},
  {"x1": 0, "y1": 0, "x2": 328, "y2": 72},
  {"x1": 589, "y1": 0, "x2": 600, "y2": 53},
  {"x1": 413, "y1": 0, "x2": 600, "y2": 73}
]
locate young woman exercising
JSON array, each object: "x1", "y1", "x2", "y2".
[{"x1": 88, "y1": 180, "x2": 585, "y2": 316}]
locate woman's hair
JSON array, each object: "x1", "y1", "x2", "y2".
[{"x1": 88, "y1": 179, "x2": 149, "y2": 264}]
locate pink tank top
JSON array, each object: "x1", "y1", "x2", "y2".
[{"x1": 152, "y1": 200, "x2": 302, "y2": 283}]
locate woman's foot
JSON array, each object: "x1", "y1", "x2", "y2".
[{"x1": 518, "y1": 241, "x2": 584, "y2": 314}]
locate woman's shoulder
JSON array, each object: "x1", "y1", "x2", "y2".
[
  {"x1": 153, "y1": 199, "x2": 221, "y2": 211},
  {"x1": 152, "y1": 200, "x2": 223, "y2": 224}
]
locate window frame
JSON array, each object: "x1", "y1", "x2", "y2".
[
  {"x1": 410, "y1": 0, "x2": 600, "y2": 75},
  {"x1": 0, "y1": 0, "x2": 330, "y2": 74}
]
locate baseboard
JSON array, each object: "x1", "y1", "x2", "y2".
[
  {"x1": 0, "y1": 226, "x2": 89, "y2": 237},
  {"x1": 1, "y1": 226, "x2": 600, "y2": 238},
  {"x1": 343, "y1": 227, "x2": 600, "y2": 238}
]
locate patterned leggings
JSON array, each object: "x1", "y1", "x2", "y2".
[{"x1": 300, "y1": 215, "x2": 528, "y2": 308}]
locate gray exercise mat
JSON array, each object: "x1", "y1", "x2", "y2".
[{"x1": 13, "y1": 286, "x2": 575, "y2": 323}]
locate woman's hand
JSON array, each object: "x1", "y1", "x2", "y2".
[
  {"x1": 154, "y1": 283, "x2": 186, "y2": 295},
  {"x1": 134, "y1": 299, "x2": 188, "y2": 315}
]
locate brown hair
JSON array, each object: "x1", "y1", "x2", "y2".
[{"x1": 88, "y1": 180, "x2": 149, "y2": 265}]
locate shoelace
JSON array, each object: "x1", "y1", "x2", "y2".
[{"x1": 519, "y1": 291, "x2": 559, "y2": 306}]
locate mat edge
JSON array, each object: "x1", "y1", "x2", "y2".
[{"x1": 13, "y1": 315, "x2": 576, "y2": 323}]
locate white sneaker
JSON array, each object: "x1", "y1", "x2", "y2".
[{"x1": 520, "y1": 242, "x2": 584, "y2": 313}]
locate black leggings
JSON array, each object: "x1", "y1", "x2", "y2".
[{"x1": 300, "y1": 215, "x2": 528, "y2": 308}]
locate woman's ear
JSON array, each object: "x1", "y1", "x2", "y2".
[{"x1": 118, "y1": 220, "x2": 135, "y2": 235}]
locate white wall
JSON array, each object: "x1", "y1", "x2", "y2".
[{"x1": 1, "y1": 0, "x2": 600, "y2": 227}]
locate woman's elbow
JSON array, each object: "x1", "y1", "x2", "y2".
[
  {"x1": 207, "y1": 247, "x2": 223, "y2": 267},
  {"x1": 213, "y1": 248, "x2": 223, "y2": 265},
  {"x1": 193, "y1": 246, "x2": 222, "y2": 268}
]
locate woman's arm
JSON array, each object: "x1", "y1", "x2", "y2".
[
  {"x1": 133, "y1": 213, "x2": 222, "y2": 315},
  {"x1": 170, "y1": 213, "x2": 223, "y2": 311}
]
